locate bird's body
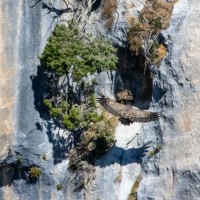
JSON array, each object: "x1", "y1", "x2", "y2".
[
  {"x1": 97, "y1": 91, "x2": 159, "y2": 123},
  {"x1": 116, "y1": 89, "x2": 134, "y2": 104}
]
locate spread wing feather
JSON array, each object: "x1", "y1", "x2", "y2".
[{"x1": 97, "y1": 91, "x2": 159, "y2": 122}]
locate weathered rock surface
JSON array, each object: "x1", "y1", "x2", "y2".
[
  {"x1": 1, "y1": 0, "x2": 200, "y2": 199},
  {"x1": 89, "y1": 0, "x2": 200, "y2": 200},
  {"x1": 0, "y1": 0, "x2": 74, "y2": 199},
  {"x1": 138, "y1": 0, "x2": 200, "y2": 199}
]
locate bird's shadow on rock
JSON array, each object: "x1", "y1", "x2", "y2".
[{"x1": 95, "y1": 141, "x2": 151, "y2": 167}]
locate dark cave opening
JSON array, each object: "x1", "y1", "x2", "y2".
[{"x1": 115, "y1": 47, "x2": 153, "y2": 109}]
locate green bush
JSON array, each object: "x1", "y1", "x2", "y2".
[
  {"x1": 50, "y1": 107, "x2": 62, "y2": 118},
  {"x1": 63, "y1": 106, "x2": 83, "y2": 131},
  {"x1": 44, "y1": 99, "x2": 104, "y2": 132},
  {"x1": 29, "y1": 167, "x2": 42, "y2": 179},
  {"x1": 84, "y1": 111, "x2": 103, "y2": 123},
  {"x1": 68, "y1": 115, "x2": 117, "y2": 170},
  {"x1": 149, "y1": 145, "x2": 161, "y2": 157},
  {"x1": 43, "y1": 99, "x2": 52, "y2": 109},
  {"x1": 93, "y1": 120, "x2": 115, "y2": 156},
  {"x1": 42, "y1": 155, "x2": 47, "y2": 160},
  {"x1": 40, "y1": 23, "x2": 118, "y2": 82},
  {"x1": 154, "y1": 17, "x2": 162, "y2": 29},
  {"x1": 56, "y1": 184, "x2": 63, "y2": 191},
  {"x1": 87, "y1": 93, "x2": 96, "y2": 107}
]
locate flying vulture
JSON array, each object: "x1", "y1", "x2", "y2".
[{"x1": 97, "y1": 91, "x2": 160, "y2": 123}]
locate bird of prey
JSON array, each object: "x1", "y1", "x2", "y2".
[{"x1": 97, "y1": 91, "x2": 160, "y2": 123}]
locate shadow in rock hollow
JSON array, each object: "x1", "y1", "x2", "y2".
[
  {"x1": 96, "y1": 141, "x2": 151, "y2": 167},
  {"x1": 115, "y1": 47, "x2": 153, "y2": 109},
  {"x1": 0, "y1": 163, "x2": 41, "y2": 187},
  {"x1": 0, "y1": 165, "x2": 27, "y2": 187}
]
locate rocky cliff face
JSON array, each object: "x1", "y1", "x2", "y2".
[
  {"x1": 0, "y1": 0, "x2": 200, "y2": 199},
  {"x1": 0, "y1": 0, "x2": 70, "y2": 199},
  {"x1": 138, "y1": 1, "x2": 200, "y2": 199}
]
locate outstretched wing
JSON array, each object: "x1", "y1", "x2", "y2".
[
  {"x1": 123, "y1": 107, "x2": 160, "y2": 122},
  {"x1": 97, "y1": 91, "x2": 159, "y2": 122},
  {"x1": 97, "y1": 91, "x2": 125, "y2": 117}
]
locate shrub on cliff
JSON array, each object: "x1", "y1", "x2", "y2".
[
  {"x1": 127, "y1": 0, "x2": 173, "y2": 66},
  {"x1": 40, "y1": 22, "x2": 118, "y2": 82},
  {"x1": 92, "y1": 117, "x2": 116, "y2": 156},
  {"x1": 68, "y1": 115, "x2": 117, "y2": 170},
  {"x1": 102, "y1": 0, "x2": 118, "y2": 31},
  {"x1": 29, "y1": 167, "x2": 42, "y2": 179}
]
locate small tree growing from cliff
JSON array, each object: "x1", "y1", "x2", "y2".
[
  {"x1": 29, "y1": 166, "x2": 42, "y2": 179},
  {"x1": 39, "y1": 22, "x2": 118, "y2": 162},
  {"x1": 127, "y1": 0, "x2": 174, "y2": 67},
  {"x1": 40, "y1": 22, "x2": 118, "y2": 82},
  {"x1": 40, "y1": 22, "x2": 118, "y2": 130}
]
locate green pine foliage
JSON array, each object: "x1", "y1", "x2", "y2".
[
  {"x1": 84, "y1": 110, "x2": 104, "y2": 124},
  {"x1": 43, "y1": 99, "x2": 52, "y2": 109},
  {"x1": 63, "y1": 106, "x2": 83, "y2": 131},
  {"x1": 43, "y1": 96, "x2": 103, "y2": 131},
  {"x1": 29, "y1": 167, "x2": 42, "y2": 179},
  {"x1": 93, "y1": 119, "x2": 115, "y2": 156},
  {"x1": 40, "y1": 23, "x2": 118, "y2": 82},
  {"x1": 154, "y1": 17, "x2": 162, "y2": 29},
  {"x1": 87, "y1": 93, "x2": 96, "y2": 107}
]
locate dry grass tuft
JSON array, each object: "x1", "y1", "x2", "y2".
[
  {"x1": 141, "y1": 0, "x2": 174, "y2": 29},
  {"x1": 102, "y1": 0, "x2": 118, "y2": 31},
  {"x1": 127, "y1": 0, "x2": 174, "y2": 55},
  {"x1": 128, "y1": 174, "x2": 142, "y2": 200},
  {"x1": 127, "y1": 17, "x2": 149, "y2": 55},
  {"x1": 154, "y1": 44, "x2": 166, "y2": 66}
]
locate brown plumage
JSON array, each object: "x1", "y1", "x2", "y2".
[
  {"x1": 116, "y1": 89, "x2": 134, "y2": 101},
  {"x1": 97, "y1": 91, "x2": 160, "y2": 123}
]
